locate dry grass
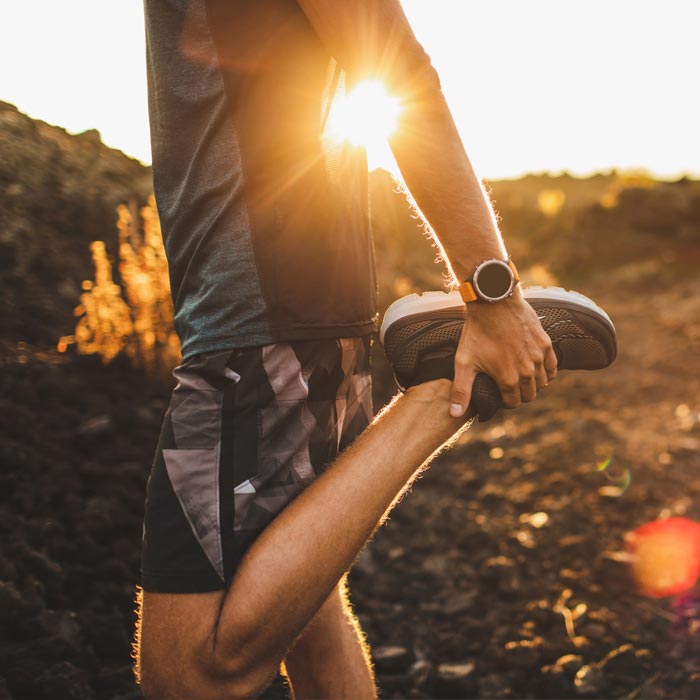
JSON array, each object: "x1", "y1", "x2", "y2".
[{"x1": 58, "y1": 196, "x2": 180, "y2": 375}]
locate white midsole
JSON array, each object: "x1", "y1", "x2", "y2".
[
  {"x1": 379, "y1": 291, "x2": 462, "y2": 343},
  {"x1": 522, "y1": 286, "x2": 614, "y2": 328},
  {"x1": 379, "y1": 286, "x2": 614, "y2": 343}
]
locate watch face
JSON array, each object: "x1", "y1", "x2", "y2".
[{"x1": 474, "y1": 261, "x2": 513, "y2": 300}]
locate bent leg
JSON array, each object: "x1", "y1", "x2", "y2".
[
  {"x1": 138, "y1": 379, "x2": 470, "y2": 698},
  {"x1": 282, "y1": 576, "x2": 375, "y2": 700},
  {"x1": 138, "y1": 589, "x2": 238, "y2": 699}
]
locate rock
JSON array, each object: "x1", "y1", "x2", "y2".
[
  {"x1": 479, "y1": 555, "x2": 520, "y2": 593},
  {"x1": 422, "y1": 553, "x2": 449, "y2": 576},
  {"x1": 442, "y1": 591, "x2": 477, "y2": 615},
  {"x1": 574, "y1": 664, "x2": 604, "y2": 695},
  {"x1": 541, "y1": 654, "x2": 585, "y2": 697},
  {"x1": 76, "y1": 414, "x2": 113, "y2": 436},
  {"x1": 595, "y1": 551, "x2": 634, "y2": 591},
  {"x1": 58, "y1": 611, "x2": 83, "y2": 648},
  {"x1": 581, "y1": 621, "x2": 608, "y2": 640},
  {"x1": 372, "y1": 645, "x2": 412, "y2": 673},
  {"x1": 525, "y1": 599, "x2": 561, "y2": 628},
  {"x1": 503, "y1": 637, "x2": 546, "y2": 668},
  {"x1": 599, "y1": 643, "x2": 651, "y2": 678},
  {"x1": 410, "y1": 659, "x2": 432, "y2": 687},
  {"x1": 434, "y1": 662, "x2": 477, "y2": 698},
  {"x1": 553, "y1": 654, "x2": 584, "y2": 674}
]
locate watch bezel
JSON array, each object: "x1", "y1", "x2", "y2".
[{"x1": 472, "y1": 258, "x2": 516, "y2": 302}]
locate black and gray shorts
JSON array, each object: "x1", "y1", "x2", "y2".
[{"x1": 141, "y1": 337, "x2": 372, "y2": 593}]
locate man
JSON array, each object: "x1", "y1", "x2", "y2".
[{"x1": 136, "y1": 1, "x2": 616, "y2": 698}]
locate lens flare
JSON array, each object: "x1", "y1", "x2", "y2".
[
  {"x1": 325, "y1": 79, "x2": 401, "y2": 169},
  {"x1": 597, "y1": 457, "x2": 612, "y2": 472},
  {"x1": 625, "y1": 518, "x2": 700, "y2": 598},
  {"x1": 596, "y1": 456, "x2": 631, "y2": 496}
]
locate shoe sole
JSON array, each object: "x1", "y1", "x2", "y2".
[{"x1": 381, "y1": 286, "x2": 617, "y2": 387}]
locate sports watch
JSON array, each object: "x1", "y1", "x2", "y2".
[{"x1": 458, "y1": 258, "x2": 520, "y2": 303}]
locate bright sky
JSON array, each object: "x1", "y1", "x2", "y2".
[{"x1": 1, "y1": 0, "x2": 698, "y2": 179}]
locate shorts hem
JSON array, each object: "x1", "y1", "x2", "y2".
[{"x1": 141, "y1": 570, "x2": 227, "y2": 594}]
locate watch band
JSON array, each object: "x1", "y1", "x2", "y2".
[{"x1": 458, "y1": 259, "x2": 519, "y2": 304}]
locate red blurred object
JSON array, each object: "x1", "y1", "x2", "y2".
[{"x1": 626, "y1": 517, "x2": 700, "y2": 598}]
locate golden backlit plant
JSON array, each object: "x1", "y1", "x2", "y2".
[{"x1": 58, "y1": 196, "x2": 181, "y2": 375}]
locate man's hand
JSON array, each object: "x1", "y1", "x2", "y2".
[{"x1": 449, "y1": 289, "x2": 558, "y2": 417}]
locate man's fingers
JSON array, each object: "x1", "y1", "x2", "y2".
[
  {"x1": 535, "y1": 363, "x2": 549, "y2": 391},
  {"x1": 450, "y1": 354, "x2": 476, "y2": 417},
  {"x1": 544, "y1": 345, "x2": 558, "y2": 382},
  {"x1": 519, "y1": 374, "x2": 537, "y2": 403},
  {"x1": 498, "y1": 374, "x2": 521, "y2": 409}
]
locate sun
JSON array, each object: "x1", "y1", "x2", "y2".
[{"x1": 325, "y1": 79, "x2": 401, "y2": 171}]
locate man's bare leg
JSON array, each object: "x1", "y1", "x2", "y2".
[
  {"x1": 139, "y1": 379, "x2": 470, "y2": 698},
  {"x1": 281, "y1": 576, "x2": 375, "y2": 700}
]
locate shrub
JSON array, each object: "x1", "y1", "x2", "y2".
[{"x1": 58, "y1": 196, "x2": 180, "y2": 376}]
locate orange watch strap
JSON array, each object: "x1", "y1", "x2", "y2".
[
  {"x1": 508, "y1": 259, "x2": 520, "y2": 281},
  {"x1": 458, "y1": 281, "x2": 478, "y2": 303}
]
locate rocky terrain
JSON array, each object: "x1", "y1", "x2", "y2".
[{"x1": 1, "y1": 103, "x2": 700, "y2": 699}]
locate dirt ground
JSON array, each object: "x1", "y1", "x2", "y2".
[{"x1": 2, "y1": 268, "x2": 700, "y2": 700}]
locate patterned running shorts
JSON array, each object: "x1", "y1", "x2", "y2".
[{"x1": 141, "y1": 337, "x2": 372, "y2": 593}]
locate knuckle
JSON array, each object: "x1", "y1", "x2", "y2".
[
  {"x1": 545, "y1": 351, "x2": 558, "y2": 369},
  {"x1": 451, "y1": 387, "x2": 467, "y2": 401},
  {"x1": 501, "y1": 380, "x2": 519, "y2": 393},
  {"x1": 454, "y1": 355, "x2": 470, "y2": 369}
]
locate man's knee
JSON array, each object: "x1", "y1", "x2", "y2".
[
  {"x1": 139, "y1": 640, "x2": 277, "y2": 699},
  {"x1": 136, "y1": 590, "x2": 277, "y2": 699}
]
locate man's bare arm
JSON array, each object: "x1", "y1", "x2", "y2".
[{"x1": 297, "y1": 0, "x2": 557, "y2": 414}]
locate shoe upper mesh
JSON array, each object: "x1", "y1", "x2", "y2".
[
  {"x1": 385, "y1": 318, "x2": 463, "y2": 375},
  {"x1": 384, "y1": 304, "x2": 610, "y2": 380}
]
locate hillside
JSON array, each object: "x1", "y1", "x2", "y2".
[{"x1": 0, "y1": 102, "x2": 152, "y2": 353}]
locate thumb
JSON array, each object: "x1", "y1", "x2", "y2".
[{"x1": 450, "y1": 355, "x2": 476, "y2": 417}]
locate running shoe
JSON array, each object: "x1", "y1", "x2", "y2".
[{"x1": 380, "y1": 287, "x2": 617, "y2": 421}]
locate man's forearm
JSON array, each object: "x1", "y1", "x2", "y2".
[{"x1": 389, "y1": 80, "x2": 507, "y2": 284}]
